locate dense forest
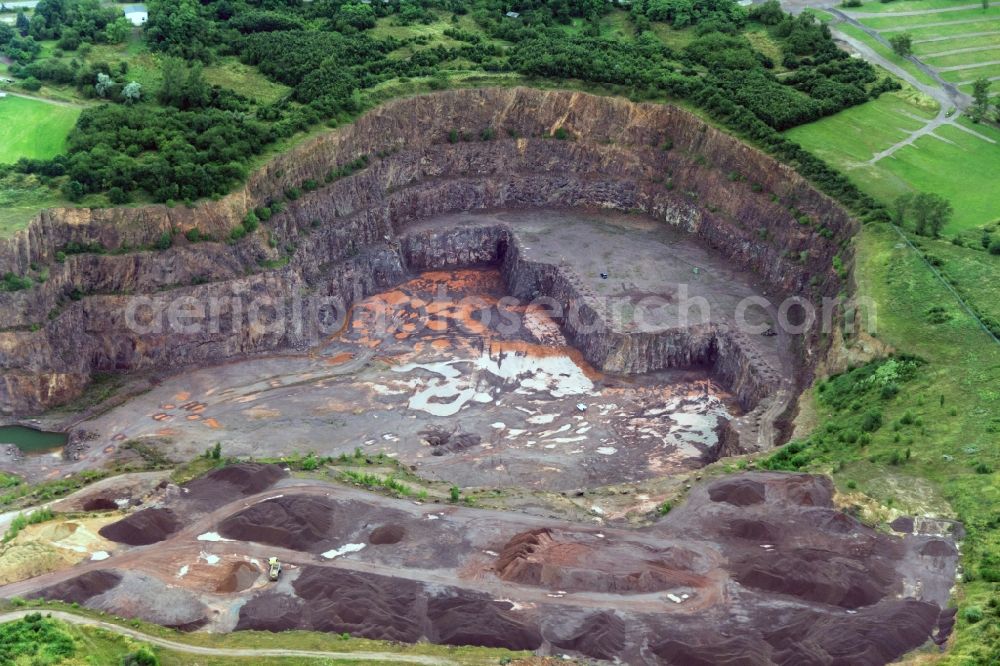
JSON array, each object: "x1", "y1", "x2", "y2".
[{"x1": 0, "y1": 0, "x2": 893, "y2": 220}]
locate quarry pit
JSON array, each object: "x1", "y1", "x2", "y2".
[{"x1": 0, "y1": 89, "x2": 959, "y2": 664}]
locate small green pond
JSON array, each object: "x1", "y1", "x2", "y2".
[{"x1": 0, "y1": 426, "x2": 67, "y2": 454}]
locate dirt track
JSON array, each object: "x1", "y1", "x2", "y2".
[{"x1": 0, "y1": 610, "x2": 458, "y2": 664}]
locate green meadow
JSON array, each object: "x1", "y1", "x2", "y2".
[
  {"x1": 786, "y1": 91, "x2": 998, "y2": 234},
  {"x1": 0, "y1": 95, "x2": 80, "y2": 163}
]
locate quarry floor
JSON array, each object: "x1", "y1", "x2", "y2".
[{"x1": 5, "y1": 210, "x2": 791, "y2": 492}]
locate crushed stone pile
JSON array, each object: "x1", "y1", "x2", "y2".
[
  {"x1": 32, "y1": 570, "x2": 122, "y2": 604},
  {"x1": 98, "y1": 508, "x2": 181, "y2": 546}
]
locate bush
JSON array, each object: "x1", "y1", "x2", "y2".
[
  {"x1": 122, "y1": 646, "x2": 159, "y2": 666},
  {"x1": 185, "y1": 228, "x2": 202, "y2": 243},
  {"x1": 153, "y1": 231, "x2": 173, "y2": 251},
  {"x1": 1, "y1": 272, "x2": 33, "y2": 292},
  {"x1": 107, "y1": 186, "x2": 130, "y2": 205},
  {"x1": 963, "y1": 606, "x2": 983, "y2": 624},
  {"x1": 989, "y1": 238, "x2": 1000, "y2": 255}
]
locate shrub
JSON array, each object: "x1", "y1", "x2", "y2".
[
  {"x1": 449, "y1": 485, "x2": 461, "y2": 502},
  {"x1": 963, "y1": 606, "x2": 983, "y2": 624},
  {"x1": 185, "y1": 228, "x2": 202, "y2": 243},
  {"x1": 153, "y1": 232, "x2": 173, "y2": 251},
  {"x1": 107, "y1": 187, "x2": 130, "y2": 205},
  {"x1": 122, "y1": 646, "x2": 160, "y2": 666},
  {"x1": 990, "y1": 238, "x2": 1000, "y2": 255},
  {"x1": 255, "y1": 206, "x2": 272, "y2": 221},
  {"x1": 243, "y1": 212, "x2": 260, "y2": 233},
  {"x1": 1, "y1": 272, "x2": 33, "y2": 292}
]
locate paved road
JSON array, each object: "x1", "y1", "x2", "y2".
[{"x1": 0, "y1": 610, "x2": 457, "y2": 665}]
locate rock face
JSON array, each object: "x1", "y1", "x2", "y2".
[{"x1": 0, "y1": 88, "x2": 854, "y2": 420}]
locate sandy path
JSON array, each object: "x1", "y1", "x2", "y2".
[{"x1": 0, "y1": 610, "x2": 457, "y2": 664}]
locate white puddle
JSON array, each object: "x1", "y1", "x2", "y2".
[
  {"x1": 199, "y1": 552, "x2": 220, "y2": 565},
  {"x1": 394, "y1": 349, "x2": 594, "y2": 416},
  {"x1": 177, "y1": 565, "x2": 189, "y2": 578},
  {"x1": 197, "y1": 532, "x2": 230, "y2": 542},
  {"x1": 596, "y1": 446, "x2": 618, "y2": 455},
  {"x1": 90, "y1": 551, "x2": 109, "y2": 561},
  {"x1": 322, "y1": 543, "x2": 366, "y2": 559}
]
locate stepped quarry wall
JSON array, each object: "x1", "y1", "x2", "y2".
[{"x1": 0, "y1": 88, "x2": 856, "y2": 449}]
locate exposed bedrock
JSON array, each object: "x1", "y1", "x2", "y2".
[{"x1": 0, "y1": 88, "x2": 854, "y2": 428}]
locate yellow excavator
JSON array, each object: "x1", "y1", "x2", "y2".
[{"x1": 268, "y1": 557, "x2": 282, "y2": 581}]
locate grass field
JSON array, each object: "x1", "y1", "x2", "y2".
[
  {"x1": 845, "y1": 0, "x2": 987, "y2": 13},
  {"x1": 914, "y1": 33, "x2": 1000, "y2": 56},
  {"x1": 837, "y1": 225, "x2": 1000, "y2": 661},
  {"x1": 0, "y1": 95, "x2": 80, "y2": 163},
  {"x1": 785, "y1": 89, "x2": 999, "y2": 234},
  {"x1": 861, "y1": 6, "x2": 1000, "y2": 30},
  {"x1": 917, "y1": 236, "x2": 1000, "y2": 325}
]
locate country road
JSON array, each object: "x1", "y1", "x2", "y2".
[{"x1": 0, "y1": 610, "x2": 458, "y2": 664}]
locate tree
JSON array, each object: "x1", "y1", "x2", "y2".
[
  {"x1": 145, "y1": 0, "x2": 211, "y2": 61},
  {"x1": 893, "y1": 193, "x2": 913, "y2": 226},
  {"x1": 104, "y1": 17, "x2": 132, "y2": 44},
  {"x1": 970, "y1": 77, "x2": 991, "y2": 122},
  {"x1": 911, "y1": 192, "x2": 952, "y2": 237},
  {"x1": 94, "y1": 72, "x2": 113, "y2": 98},
  {"x1": 889, "y1": 33, "x2": 912, "y2": 57},
  {"x1": 122, "y1": 81, "x2": 142, "y2": 104},
  {"x1": 338, "y1": 2, "x2": 377, "y2": 30},
  {"x1": 15, "y1": 12, "x2": 30, "y2": 37}
]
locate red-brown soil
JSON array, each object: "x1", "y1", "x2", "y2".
[
  {"x1": 496, "y1": 528, "x2": 707, "y2": 593},
  {"x1": 368, "y1": 524, "x2": 405, "y2": 545},
  {"x1": 216, "y1": 562, "x2": 260, "y2": 593}
]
